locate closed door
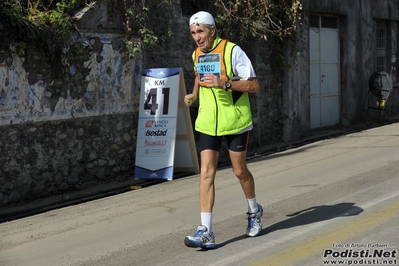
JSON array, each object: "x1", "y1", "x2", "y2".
[{"x1": 310, "y1": 15, "x2": 340, "y2": 128}]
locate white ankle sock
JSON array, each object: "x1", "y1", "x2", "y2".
[
  {"x1": 201, "y1": 212, "x2": 212, "y2": 233},
  {"x1": 247, "y1": 197, "x2": 258, "y2": 213}
]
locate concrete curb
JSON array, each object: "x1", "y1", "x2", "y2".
[{"x1": 0, "y1": 179, "x2": 165, "y2": 223}]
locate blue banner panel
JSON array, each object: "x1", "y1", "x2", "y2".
[{"x1": 134, "y1": 166, "x2": 174, "y2": 179}]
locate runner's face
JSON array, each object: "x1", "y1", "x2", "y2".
[{"x1": 190, "y1": 24, "x2": 216, "y2": 52}]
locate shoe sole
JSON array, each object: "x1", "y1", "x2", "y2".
[{"x1": 184, "y1": 237, "x2": 216, "y2": 249}]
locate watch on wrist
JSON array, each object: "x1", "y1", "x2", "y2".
[{"x1": 225, "y1": 82, "x2": 231, "y2": 91}]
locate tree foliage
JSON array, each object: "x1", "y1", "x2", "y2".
[
  {"x1": 0, "y1": 0, "x2": 302, "y2": 59},
  {"x1": 211, "y1": 0, "x2": 302, "y2": 43},
  {"x1": 120, "y1": 0, "x2": 175, "y2": 57},
  {"x1": 0, "y1": 0, "x2": 91, "y2": 58}
]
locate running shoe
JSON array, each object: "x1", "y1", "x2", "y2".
[
  {"x1": 184, "y1": 225, "x2": 215, "y2": 249},
  {"x1": 246, "y1": 204, "x2": 263, "y2": 237}
]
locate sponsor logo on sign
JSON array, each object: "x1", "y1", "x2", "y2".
[
  {"x1": 157, "y1": 71, "x2": 166, "y2": 77},
  {"x1": 154, "y1": 120, "x2": 168, "y2": 127},
  {"x1": 145, "y1": 120, "x2": 169, "y2": 128},
  {"x1": 144, "y1": 140, "x2": 168, "y2": 146},
  {"x1": 144, "y1": 129, "x2": 168, "y2": 136},
  {"x1": 145, "y1": 120, "x2": 155, "y2": 127}
]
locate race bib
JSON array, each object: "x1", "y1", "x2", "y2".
[{"x1": 196, "y1": 53, "x2": 221, "y2": 83}]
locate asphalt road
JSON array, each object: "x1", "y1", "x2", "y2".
[{"x1": 1, "y1": 123, "x2": 398, "y2": 266}]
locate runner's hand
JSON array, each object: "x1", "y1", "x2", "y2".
[
  {"x1": 204, "y1": 74, "x2": 223, "y2": 88},
  {"x1": 184, "y1": 93, "x2": 197, "y2": 107}
]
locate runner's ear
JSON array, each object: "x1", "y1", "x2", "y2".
[{"x1": 211, "y1": 26, "x2": 216, "y2": 36}]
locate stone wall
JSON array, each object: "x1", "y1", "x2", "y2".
[
  {"x1": 0, "y1": 0, "x2": 152, "y2": 206},
  {"x1": 0, "y1": 113, "x2": 136, "y2": 205},
  {"x1": 0, "y1": 22, "x2": 142, "y2": 206}
]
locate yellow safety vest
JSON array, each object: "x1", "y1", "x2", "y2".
[{"x1": 192, "y1": 37, "x2": 253, "y2": 136}]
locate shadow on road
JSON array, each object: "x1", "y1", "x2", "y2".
[
  {"x1": 261, "y1": 202, "x2": 363, "y2": 235},
  {"x1": 215, "y1": 202, "x2": 363, "y2": 249}
]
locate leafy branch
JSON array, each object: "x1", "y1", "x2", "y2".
[
  {"x1": 211, "y1": 0, "x2": 302, "y2": 43},
  {"x1": 0, "y1": 0, "x2": 302, "y2": 61},
  {"x1": 0, "y1": 0, "x2": 92, "y2": 59},
  {"x1": 121, "y1": 0, "x2": 173, "y2": 58}
]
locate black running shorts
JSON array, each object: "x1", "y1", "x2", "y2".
[{"x1": 198, "y1": 131, "x2": 250, "y2": 152}]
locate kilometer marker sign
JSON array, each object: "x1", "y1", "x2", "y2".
[{"x1": 134, "y1": 68, "x2": 199, "y2": 180}]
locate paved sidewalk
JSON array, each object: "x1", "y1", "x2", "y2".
[{"x1": 0, "y1": 117, "x2": 395, "y2": 223}]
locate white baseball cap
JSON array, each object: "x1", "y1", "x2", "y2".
[{"x1": 189, "y1": 11, "x2": 215, "y2": 26}]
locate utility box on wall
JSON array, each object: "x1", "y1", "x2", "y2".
[{"x1": 368, "y1": 71, "x2": 393, "y2": 112}]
